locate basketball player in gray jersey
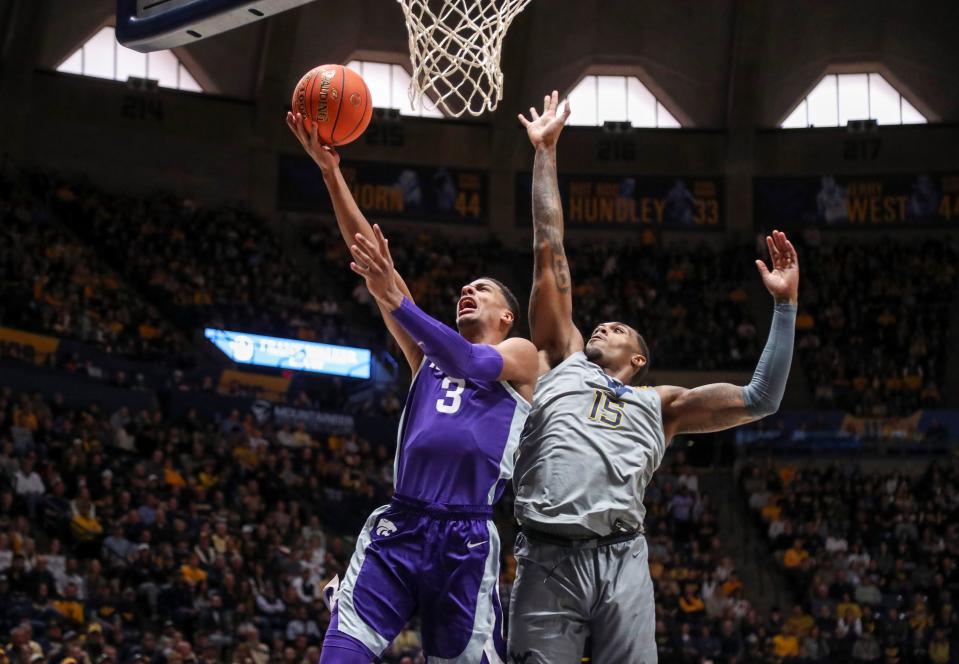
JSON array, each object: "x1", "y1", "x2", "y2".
[{"x1": 508, "y1": 92, "x2": 800, "y2": 664}]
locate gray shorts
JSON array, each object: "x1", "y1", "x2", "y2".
[{"x1": 507, "y1": 532, "x2": 657, "y2": 664}]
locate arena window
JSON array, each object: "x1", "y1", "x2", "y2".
[
  {"x1": 780, "y1": 73, "x2": 926, "y2": 128},
  {"x1": 566, "y1": 75, "x2": 682, "y2": 128},
  {"x1": 56, "y1": 26, "x2": 203, "y2": 93},
  {"x1": 346, "y1": 60, "x2": 444, "y2": 118}
]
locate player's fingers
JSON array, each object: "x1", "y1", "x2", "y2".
[
  {"x1": 310, "y1": 120, "x2": 320, "y2": 146},
  {"x1": 373, "y1": 224, "x2": 390, "y2": 259},
  {"x1": 755, "y1": 259, "x2": 770, "y2": 278},
  {"x1": 784, "y1": 238, "x2": 799, "y2": 266},
  {"x1": 354, "y1": 234, "x2": 379, "y2": 259},
  {"x1": 543, "y1": 94, "x2": 550, "y2": 115},
  {"x1": 518, "y1": 114, "x2": 530, "y2": 128},
  {"x1": 771, "y1": 230, "x2": 784, "y2": 253},
  {"x1": 296, "y1": 114, "x2": 311, "y2": 143},
  {"x1": 779, "y1": 232, "x2": 793, "y2": 260},
  {"x1": 766, "y1": 235, "x2": 777, "y2": 260},
  {"x1": 775, "y1": 232, "x2": 792, "y2": 265},
  {"x1": 286, "y1": 115, "x2": 302, "y2": 139},
  {"x1": 551, "y1": 90, "x2": 559, "y2": 112},
  {"x1": 288, "y1": 112, "x2": 304, "y2": 138},
  {"x1": 349, "y1": 244, "x2": 376, "y2": 271},
  {"x1": 561, "y1": 100, "x2": 572, "y2": 121},
  {"x1": 349, "y1": 262, "x2": 368, "y2": 277},
  {"x1": 357, "y1": 233, "x2": 389, "y2": 270},
  {"x1": 529, "y1": 107, "x2": 540, "y2": 121}
]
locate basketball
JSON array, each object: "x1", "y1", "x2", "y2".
[{"x1": 291, "y1": 64, "x2": 373, "y2": 146}]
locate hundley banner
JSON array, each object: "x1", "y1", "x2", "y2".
[
  {"x1": 278, "y1": 155, "x2": 487, "y2": 224},
  {"x1": 515, "y1": 173, "x2": 724, "y2": 229},
  {"x1": 754, "y1": 173, "x2": 959, "y2": 228}
]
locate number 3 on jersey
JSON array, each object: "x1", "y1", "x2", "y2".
[
  {"x1": 436, "y1": 376, "x2": 466, "y2": 414},
  {"x1": 588, "y1": 389, "x2": 625, "y2": 427}
]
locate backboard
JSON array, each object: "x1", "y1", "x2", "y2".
[{"x1": 116, "y1": 0, "x2": 317, "y2": 52}]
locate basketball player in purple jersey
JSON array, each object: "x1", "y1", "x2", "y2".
[{"x1": 288, "y1": 113, "x2": 539, "y2": 664}]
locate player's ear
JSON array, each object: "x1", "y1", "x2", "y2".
[
  {"x1": 630, "y1": 353, "x2": 647, "y2": 371},
  {"x1": 501, "y1": 309, "x2": 515, "y2": 326}
]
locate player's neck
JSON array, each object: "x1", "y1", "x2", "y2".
[
  {"x1": 459, "y1": 328, "x2": 500, "y2": 345},
  {"x1": 600, "y1": 363, "x2": 634, "y2": 386},
  {"x1": 457, "y1": 321, "x2": 501, "y2": 345}
]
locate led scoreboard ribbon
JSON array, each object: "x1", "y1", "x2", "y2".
[{"x1": 204, "y1": 328, "x2": 371, "y2": 379}]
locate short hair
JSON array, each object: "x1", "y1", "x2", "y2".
[
  {"x1": 481, "y1": 277, "x2": 520, "y2": 333},
  {"x1": 630, "y1": 327, "x2": 652, "y2": 385}
]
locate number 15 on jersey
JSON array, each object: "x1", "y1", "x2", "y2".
[{"x1": 587, "y1": 389, "x2": 625, "y2": 427}]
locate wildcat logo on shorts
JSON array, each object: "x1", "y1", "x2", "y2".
[{"x1": 375, "y1": 518, "x2": 397, "y2": 537}]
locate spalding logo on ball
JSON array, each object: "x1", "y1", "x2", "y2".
[{"x1": 291, "y1": 64, "x2": 373, "y2": 146}]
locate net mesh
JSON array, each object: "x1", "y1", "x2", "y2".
[{"x1": 396, "y1": 0, "x2": 532, "y2": 117}]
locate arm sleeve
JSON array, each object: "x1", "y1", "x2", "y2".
[
  {"x1": 388, "y1": 297, "x2": 504, "y2": 381},
  {"x1": 742, "y1": 302, "x2": 797, "y2": 417}
]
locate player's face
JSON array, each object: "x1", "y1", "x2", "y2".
[
  {"x1": 456, "y1": 279, "x2": 509, "y2": 331},
  {"x1": 585, "y1": 322, "x2": 645, "y2": 372}
]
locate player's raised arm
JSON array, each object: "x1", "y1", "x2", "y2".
[
  {"x1": 519, "y1": 91, "x2": 582, "y2": 369},
  {"x1": 349, "y1": 227, "x2": 539, "y2": 389},
  {"x1": 286, "y1": 112, "x2": 423, "y2": 372},
  {"x1": 659, "y1": 230, "x2": 799, "y2": 439}
]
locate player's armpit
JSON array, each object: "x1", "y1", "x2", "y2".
[
  {"x1": 528, "y1": 267, "x2": 583, "y2": 365},
  {"x1": 657, "y1": 383, "x2": 758, "y2": 439}
]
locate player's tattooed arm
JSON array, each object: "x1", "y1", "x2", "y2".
[
  {"x1": 520, "y1": 91, "x2": 583, "y2": 368},
  {"x1": 287, "y1": 112, "x2": 423, "y2": 372}
]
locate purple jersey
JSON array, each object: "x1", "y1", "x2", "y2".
[{"x1": 394, "y1": 360, "x2": 530, "y2": 506}]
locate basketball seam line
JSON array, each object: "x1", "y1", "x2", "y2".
[
  {"x1": 329, "y1": 66, "x2": 346, "y2": 144},
  {"x1": 343, "y1": 80, "x2": 371, "y2": 144},
  {"x1": 305, "y1": 71, "x2": 318, "y2": 128}
]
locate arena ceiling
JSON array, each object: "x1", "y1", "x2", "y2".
[{"x1": 8, "y1": 0, "x2": 959, "y2": 127}]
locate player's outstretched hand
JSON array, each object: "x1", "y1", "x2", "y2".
[
  {"x1": 518, "y1": 90, "x2": 571, "y2": 149},
  {"x1": 349, "y1": 224, "x2": 404, "y2": 310},
  {"x1": 756, "y1": 230, "x2": 799, "y2": 305},
  {"x1": 286, "y1": 111, "x2": 340, "y2": 175}
]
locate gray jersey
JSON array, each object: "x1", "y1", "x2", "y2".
[{"x1": 513, "y1": 352, "x2": 667, "y2": 536}]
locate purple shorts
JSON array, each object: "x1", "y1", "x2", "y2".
[{"x1": 321, "y1": 494, "x2": 506, "y2": 663}]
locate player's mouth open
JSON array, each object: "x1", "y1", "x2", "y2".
[{"x1": 458, "y1": 297, "x2": 477, "y2": 314}]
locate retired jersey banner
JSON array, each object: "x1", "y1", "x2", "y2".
[
  {"x1": 278, "y1": 155, "x2": 487, "y2": 224},
  {"x1": 754, "y1": 173, "x2": 959, "y2": 228},
  {"x1": 514, "y1": 173, "x2": 724, "y2": 229}
]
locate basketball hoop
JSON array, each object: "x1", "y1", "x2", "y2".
[{"x1": 396, "y1": 0, "x2": 533, "y2": 117}]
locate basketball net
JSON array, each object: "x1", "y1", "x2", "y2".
[{"x1": 396, "y1": 0, "x2": 532, "y2": 117}]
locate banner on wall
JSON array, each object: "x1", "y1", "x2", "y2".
[
  {"x1": 754, "y1": 173, "x2": 959, "y2": 228},
  {"x1": 514, "y1": 173, "x2": 724, "y2": 229},
  {"x1": 278, "y1": 155, "x2": 487, "y2": 224},
  {"x1": 168, "y1": 391, "x2": 355, "y2": 435},
  {"x1": 250, "y1": 400, "x2": 354, "y2": 434}
]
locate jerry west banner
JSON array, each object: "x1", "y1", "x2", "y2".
[
  {"x1": 278, "y1": 155, "x2": 487, "y2": 224},
  {"x1": 514, "y1": 173, "x2": 724, "y2": 229},
  {"x1": 754, "y1": 173, "x2": 959, "y2": 228}
]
